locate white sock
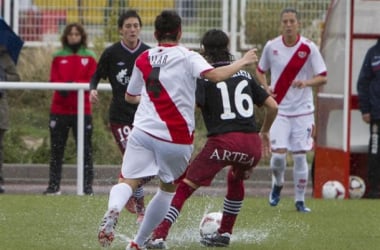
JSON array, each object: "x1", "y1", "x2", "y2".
[
  {"x1": 108, "y1": 183, "x2": 133, "y2": 212},
  {"x1": 293, "y1": 154, "x2": 308, "y2": 202},
  {"x1": 270, "y1": 153, "x2": 286, "y2": 186},
  {"x1": 134, "y1": 188, "x2": 175, "y2": 246}
]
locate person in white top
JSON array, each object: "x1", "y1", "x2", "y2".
[
  {"x1": 97, "y1": 10, "x2": 258, "y2": 250},
  {"x1": 255, "y1": 7, "x2": 327, "y2": 212}
]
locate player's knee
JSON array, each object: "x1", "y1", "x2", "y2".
[
  {"x1": 293, "y1": 153, "x2": 308, "y2": 172},
  {"x1": 270, "y1": 153, "x2": 286, "y2": 171}
]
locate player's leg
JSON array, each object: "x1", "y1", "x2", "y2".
[
  {"x1": 98, "y1": 128, "x2": 156, "y2": 247},
  {"x1": 290, "y1": 114, "x2": 314, "y2": 212},
  {"x1": 269, "y1": 116, "x2": 290, "y2": 206},
  {"x1": 147, "y1": 178, "x2": 198, "y2": 249},
  {"x1": 44, "y1": 114, "x2": 70, "y2": 195},
  {"x1": 201, "y1": 132, "x2": 262, "y2": 247},
  {"x1": 110, "y1": 123, "x2": 148, "y2": 218},
  {"x1": 367, "y1": 120, "x2": 380, "y2": 198},
  {"x1": 149, "y1": 138, "x2": 225, "y2": 247},
  {"x1": 201, "y1": 166, "x2": 244, "y2": 247},
  {"x1": 130, "y1": 133, "x2": 192, "y2": 249}
]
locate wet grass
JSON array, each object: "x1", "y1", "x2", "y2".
[{"x1": 0, "y1": 194, "x2": 379, "y2": 250}]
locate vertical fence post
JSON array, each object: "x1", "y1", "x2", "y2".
[{"x1": 77, "y1": 89, "x2": 85, "y2": 195}]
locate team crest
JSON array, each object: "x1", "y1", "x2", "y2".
[
  {"x1": 298, "y1": 51, "x2": 307, "y2": 58},
  {"x1": 116, "y1": 69, "x2": 129, "y2": 85},
  {"x1": 81, "y1": 58, "x2": 89, "y2": 66}
]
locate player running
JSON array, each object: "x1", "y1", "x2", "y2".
[
  {"x1": 97, "y1": 10, "x2": 259, "y2": 250},
  {"x1": 146, "y1": 29, "x2": 278, "y2": 249},
  {"x1": 89, "y1": 10, "x2": 151, "y2": 223}
]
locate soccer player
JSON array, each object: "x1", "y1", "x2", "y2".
[
  {"x1": 255, "y1": 7, "x2": 327, "y2": 212},
  {"x1": 89, "y1": 10, "x2": 151, "y2": 223},
  {"x1": 145, "y1": 29, "x2": 277, "y2": 249},
  {"x1": 97, "y1": 10, "x2": 259, "y2": 250}
]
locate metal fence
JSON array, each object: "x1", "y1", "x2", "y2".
[{"x1": 1, "y1": 0, "x2": 330, "y2": 53}]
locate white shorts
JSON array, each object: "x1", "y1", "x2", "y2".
[
  {"x1": 270, "y1": 113, "x2": 314, "y2": 152},
  {"x1": 121, "y1": 128, "x2": 193, "y2": 183}
]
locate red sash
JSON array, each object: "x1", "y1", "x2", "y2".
[{"x1": 274, "y1": 43, "x2": 310, "y2": 104}]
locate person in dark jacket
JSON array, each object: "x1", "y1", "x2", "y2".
[
  {"x1": 357, "y1": 38, "x2": 380, "y2": 198},
  {"x1": 43, "y1": 23, "x2": 97, "y2": 195}
]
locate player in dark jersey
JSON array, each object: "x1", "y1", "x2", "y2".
[
  {"x1": 89, "y1": 10, "x2": 150, "y2": 223},
  {"x1": 146, "y1": 29, "x2": 278, "y2": 249}
]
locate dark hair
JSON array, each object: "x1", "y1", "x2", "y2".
[
  {"x1": 281, "y1": 7, "x2": 299, "y2": 20},
  {"x1": 60, "y1": 23, "x2": 87, "y2": 47},
  {"x1": 200, "y1": 29, "x2": 233, "y2": 64},
  {"x1": 154, "y1": 10, "x2": 181, "y2": 41},
  {"x1": 118, "y1": 9, "x2": 142, "y2": 29}
]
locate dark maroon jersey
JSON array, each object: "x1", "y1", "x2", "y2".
[
  {"x1": 196, "y1": 69, "x2": 269, "y2": 136},
  {"x1": 90, "y1": 40, "x2": 150, "y2": 124}
]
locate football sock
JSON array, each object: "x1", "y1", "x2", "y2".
[
  {"x1": 270, "y1": 153, "x2": 286, "y2": 186},
  {"x1": 108, "y1": 182, "x2": 132, "y2": 212},
  {"x1": 152, "y1": 181, "x2": 196, "y2": 239},
  {"x1": 133, "y1": 185, "x2": 144, "y2": 199},
  {"x1": 134, "y1": 188, "x2": 174, "y2": 246},
  {"x1": 293, "y1": 153, "x2": 308, "y2": 202},
  {"x1": 219, "y1": 168, "x2": 244, "y2": 234}
]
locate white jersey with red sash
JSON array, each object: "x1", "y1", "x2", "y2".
[
  {"x1": 257, "y1": 35, "x2": 327, "y2": 116},
  {"x1": 127, "y1": 44, "x2": 213, "y2": 144}
]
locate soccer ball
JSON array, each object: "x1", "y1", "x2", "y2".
[
  {"x1": 199, "y1": 212, "x2": 222, "y2": 237},
  {"x1": 349, "y1": 175, "x2": 366, "y2": 199},
  {"x1": 322, "y1": 180, "x2": 346, "y2": 199}
]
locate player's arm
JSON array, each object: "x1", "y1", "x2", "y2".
[
  {"x1": 125, "y1": 93, "x2": 140, "y2": 104},
  {"x1": 292, "y1": 73, "x2": 327, "y2": 88},
  {"x1": 260, "y1": 96, "x2": 278, "y2": 158},
  {"x1": 89, "y1": 50, "x2": 109, "y2": 103},
  {"x1": 203, "y1": 49, "x2": 258, "y2": 83},
  {"x1": 255, "y1": 68, "x2": 269, "y2": 91}
]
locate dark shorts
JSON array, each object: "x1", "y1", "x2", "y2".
[
  {"x1": 185, "y1": 131, "x2": 262, "y2": 186},
  {"x1": 109, "y1": 122, "x2": 133, "y2": 154}
]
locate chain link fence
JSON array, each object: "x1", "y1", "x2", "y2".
[{"x1": 1, "y1": 0, "x2": 330, "y2": 51}]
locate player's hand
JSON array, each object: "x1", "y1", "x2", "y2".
[
  {"x1": 292, "y1": 80, "x2": 307, "y2": 89},
  {"x1": 242, "y1": 48, "x2": 258, "y2": 66},
  {"x1": 90, "y1": 89, "x2": 98, "y2": 104}
]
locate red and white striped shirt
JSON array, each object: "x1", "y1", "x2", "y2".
[
  {"x1": 257, "y1": 35, "x2": 327, "y2": 116},
  {"x1": 127, "y1": 44, "x2": 213, "y2": 144}
]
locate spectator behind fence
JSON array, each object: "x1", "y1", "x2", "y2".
[
  {"x1": 89, "y1": 10, "x2": 151, "y2": 223},
  {"x1": 43, "y1": 23, "x2": 97, "y2": 195},
  {"x1": 0, "y1": 45, "x2": 21, "y2": 194},
  {"x1": 255, "y1": 7, "x2": 327, "y2": 212},
  {"x1": 357, "y1": 38, "x2": 380, "y2": 199}
]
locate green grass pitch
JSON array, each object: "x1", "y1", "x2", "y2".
[{"x1": 0, "y1": 194, "x2": 379, "y2": 250}]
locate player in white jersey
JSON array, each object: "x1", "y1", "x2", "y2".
[
  {"x1": 256, "y1": 7, "x2": 327, "y2": 212},
  {"x1": 97, "y1": 10, "x2": 259, "y2": 250}
]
